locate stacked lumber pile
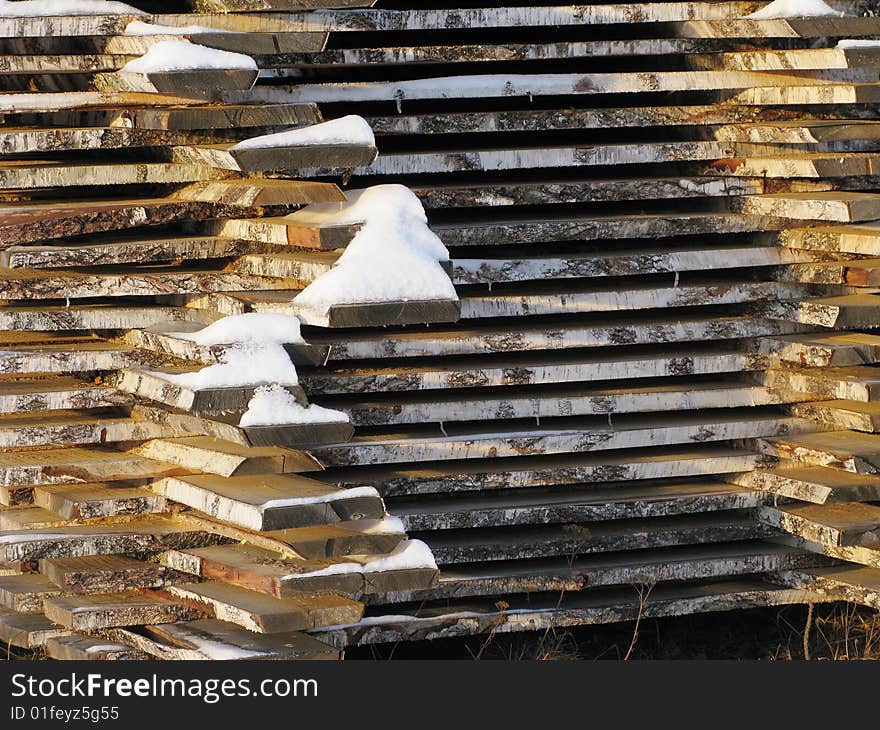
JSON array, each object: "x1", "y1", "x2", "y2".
[
  {"x1": 259, "y1": 0, "x2": 880, "y2": 649},
  {"x1": 6, "y1": 0, "x2": 880, "y2": 659},
  {"x1": 0, "y1": 1, "x2": 447, "y2": 661}
]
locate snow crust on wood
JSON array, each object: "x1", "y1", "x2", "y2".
[
  {"x1": 838, "y1": 39, "x2": 880, "y2": 49},
  {"x1": 169, "y1": 313, "x2": 305, "y2": 347},
  {"x1": 260, "y1": 486, "x2": 379, "y2": 511},
  {"x1": 0, "y1": 0, "x2": 144, "y2": 15},
  {"x1": 284, "y1": 539, "x2": 436, "y2": 580},
  {"x1": 745, "y1": 0, "x2": 839, "y2": 19},
  {"x1": 156, "y1": 343, "x2": 299, "y2": 390},
  {"x1": 291, "y1": 185, "x2": 457, "y2": 315},
  {"x1": 121, "y1": 40, "x2": 257, "y2": 74},
  {"x1": 239, "y1": 384, "x2": 348, "y2": 427},
  {"x1": 231, "y1": 115, "x2": 375, "y2": 151},
  {"x1": 124, "y1": 20, "x2": 236, "y2": 36}
]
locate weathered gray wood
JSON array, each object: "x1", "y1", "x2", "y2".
[
  {"x1": 423, "y1": 511, "x2": 775, "y2": 565},
  {"x1": 336, "y1": 380, "x2": 793, "y2": 427},
  {"x1": 313, "y1": 315, "x2": 805, "y2": 361},
  {"x1": 367, "y1": 542, "x2": 826, "y2": 605},
  {"x1": 391, "y1": 480, "x2": 764, "y2": 531},
  {"x1": 301, "y1": 348, "x2": 768, "y2": 395},
  {"x1": 313, "y1": 579, "x2": 831, "y2": 649},
  {"x1": 326, "y1": 446, "x2": 761, "y2": 497},
  {"x1": 307, "y1": 411, "x2": 817, "y2": 468},
  {"x1": 0, "y1": 378, "x2": 123, "y2": 414}
]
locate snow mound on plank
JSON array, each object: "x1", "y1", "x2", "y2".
[
  {"x1": 169, "y1": 313, "x2": 305, "y2": 347},
  {"x1": 0, "y1": 0, "x2": 145, "y2": 15},
  {"x1": 285, "y1": 540, "x2": 437, "y2": 580},
  {"x1": 121, "y1": 40, "x2": 257, "y2": 74},
  {"x1": 232, "y1": 115, "x2": 375, "y2": 151},
  {"x1": 158, "y1": 342, "x2": 298, "y2": 390},
  {"x1": 240, "y1": 384, "x2": 349, "y2": 427},
  {"x1": 745, "y1": 0, "x2": 839, "y2": 19},
  {"x1": 124, "y1": 20, "x2": 236, "y2": 35},
  {"x1": 291, "y1": 185, "x2": 457, "y2": 316}
]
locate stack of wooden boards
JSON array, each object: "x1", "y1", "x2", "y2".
[
  {"x1": 5, "y1": 0, "x2": 880, "y2": 659},
  {"x1": 0, "y1": 0, "x2": 448, "y2": 661}
]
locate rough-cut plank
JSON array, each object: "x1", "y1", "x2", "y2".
[
  {"x1": 306, "y1": 411, "x2": 816, "y2": 467},
  {"x1": 421, "y1": 512, "x2": 773, "y2": 564},
  {"x1": 759, "y1": 502, "x2": 880, "y2": 548},
  {"x1": 758, "y1": 430, "x2": 880, "y2": 474},
  {"x1": 167, "y1": 581, "x2": 363, "y2": 633},
  {"x1": 792, "y1": 400, "x2": 880, "y2": 433},
  {"x1": 391, "y1": 480, "x2": 764, "y2": 531},
  {"x1": 313, "y1": 579, "x2": 830, "y2": 649},
  {"x1": 40, "y1": 555, "x2": 172, "y2": 594},
  {"x1": 325, "y1": 445, "x2": 761, "y2": 497},
  {"x1": 136, "y1": 437, "x2": 322, "y2": 478},
  {"x1": 0, "y1": 446, "x2": 192, "y2": 489},
  {"x1": 263, "y1": 522, "x2": 406, "y2": 561},
  {"x1": 0, "y1": 517, "x2": 222, "y2": 567},
  {"x1": 109, "y1": 619, "x2": 340, "y2": 660},
  {"x1": 725, "y1": 464, "x2": 880, "y2": 504},
  {"x1": 0, "y1": 573, "x2": 62, "y2": 613},
  {"x1": 368, "y1": 542, "x2": 826, "y2": 605},
  {"x1": 153, "y1": 473, "x2": 384, "y2": 531},
  {"x1": 44, "y1": 634, "x2": 147, "y2": 661},
  {"x1": 43, "y1": 592, "x2": 199, "y2": 631},
  {"x1": 32, "y1": 483, "x2": 167, "y2": 520},
  {"x1": 0, "y1": 607, "x2": 69, "y2": 648}
]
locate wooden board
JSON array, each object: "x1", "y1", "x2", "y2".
[{"x1": 167, "y1": 581, "x2": 362, "y2": 633}]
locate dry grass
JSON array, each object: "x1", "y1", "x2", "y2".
[{"x1": 772, "y1": 602, "x2": 880, "y2": 661}]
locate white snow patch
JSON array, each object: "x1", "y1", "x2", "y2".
[
  {"x1": 261, "y1": 486, "x2": 379, "y2": 511},
  {"x1": 169, "y1": 313, "x2": 305, "y2": 347},
  {"x1": 362, "y1": 539, "x2": 436, "y2": 573},
  {"x1": 155, "y1": 342, "x2": 298, "y2": 390},
  {"x1": 164, "y1": 626, "x2": 264, "y2": 660},
  {"x1": 84, "y1": 643, "x2": 132, "y2": 654},
  {"x1": 745, "y1": 0, "x2": 839, "y2": 19},
  {"x1": 291, "y1": 185, "x2": 457, "y2": 316},
  {"x1": 282, "y1": 539, "x2": 436, "y2": 581},
  {"x1": 121, "y1": 40, "x2": 257, "y2": 74},
  {"x1": 0, "y1": 0, "x2": 145, "y2": 15},
  {"x1": 231, "y1": 115, "x2": 375, "y2": 151},
  {"x1": 124, "y1": 20, "x2": 236, "y2": 35},
  {"x1": 837, "y1": 39, "x2": 880, "y2": 49},
  {"x1": 239, "y1": 384, "x2": 349, "y2": 427},
  {"x1": 0, "y1": 92, "x2": 101, "y2": 113},
  {"x1": 341, "y1": 516, "x2": 406, "y2": 535}
]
